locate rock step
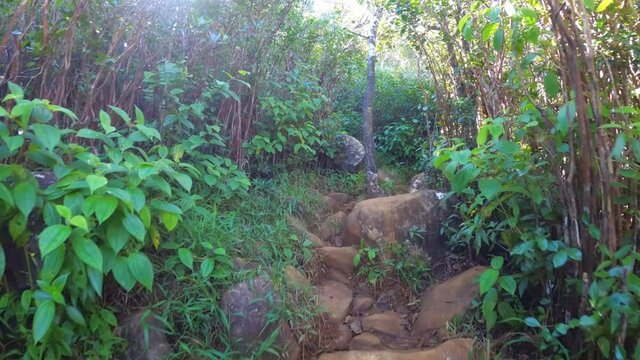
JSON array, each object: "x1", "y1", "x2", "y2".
[{"x1": 319, "y1": 338, "x2": 474, "y2": 360}]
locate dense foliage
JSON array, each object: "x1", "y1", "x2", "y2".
[{"x1": 1, "y1": 0, "x2": 639, "y2": 359}]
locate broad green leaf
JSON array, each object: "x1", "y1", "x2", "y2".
[
  {"x1": 544, "y1": 72, "x2": 561, "y2": 98},
  {"x1": 596, "y1": 0, "x2": 613, "y2": 12},
  {"x1": 69, "y1": 215, "x2": 88, "y2": 231},
  {"x1": 482, "y1": 23, "x2": 500, "y2": 42},
  {"x1": 65, "y1": 306, "x2": 86, "y2": 326},
  {"x1": 499, "y1": 276, "x2": 517, "y2": 295},
  {"x1": 86, "y1": 175, "x2": 108, "y2": 194},
  {"x1": 493, "y1": 29, "x2": 504, "y2": 51},
  {"x1": 92, "y1": 195, "x2": 118, "y2": 224},
  {"x1": 99, "y1": 110, "x2": 116, "y2": 134},
  {"x1": 479, "y1": 178, "x2": 501, "y2": 199},
  {"x1": 72, "y1": 237, "x2": 103, "y2": 271},
  {"x1": 107, "y1": 219, "x2": 129, "y2": 253},
  {"x1": 477, "y1": 126, "x2": 489, "y2": 145},
  {"x1": 123, "y1": 214, "x2": 145, "y2": 241},
  {"x1": 32, "y1": 124, "x2": 61, "y2": 151},
  {"x1": 0, "y1": 182, "x2": 14, "y2": 207},
  {"x1": 479, "y1": 268, "x2": 499, "y2": 294},
  {"x1": 579, "y1": 315, "x2": 597, "y2": 327},
  {"x1": 87, "y1": 266, "x2": 103, "y2": 298},
  {"x1": 524, "y1": 317, "x2": 541, "y2": 327},
  {"x1": 127, "y1": 253, "x2": 154, "y2": 290},
  {"x1": 597, "y1": 337, "x2": 610, "y2": 357},
  {"x1": 109, "y1": 106, "x2": 131, "y2": 123},
  {"x1": 160, "y1": 211, "x2": 179, "y2": 231},
  {"x1": 14, "y1": 182, "x2": 37, "y2": 217},
  {"x1": 112, "y1": 256, "x2": 136, "y2": 291},
  {"x1": 584, "y1": 0, "x2": 596, "y2": 10},
  {"x1": 611, "y1": 133, "x2": 626, "y2": 161},
  {"x1": 39, "y1": 225, "x2": 72, "y2": 257},
  {"x1": 40, "y1": 246, "x2": 65, "y2": 282},
  {"x1": 482, "y1": 288, "x2": 498, "y2": 330},
  {"x1": 33, "y1": 300, "x2": 55, "y2": 343},
  {"x1": 490, "y1": 256, "x2": 504, "y2": 270},
  {"x1": 172, "y1": 172, "x2": 192, "y2": 192},
  {"x1": 178, "y1": 248, "x2": 194, "y2": 270},
  {"x1": 200, "y1": 258, "x2": 214, "y2": 278}
]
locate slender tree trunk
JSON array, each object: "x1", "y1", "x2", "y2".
[{"x1": 362, "y1": 7, "x2": 384, "y2": 198}]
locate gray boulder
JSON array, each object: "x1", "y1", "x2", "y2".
[
  {"x1": 222, "y1": 276, "x2": 300, "y2": 360},
  {"x1": 333, "y1": 134, "x2": 364, "y2": 173},
  {"x1": 123, "y1": 310, "x2": 172, "y2": 360}
]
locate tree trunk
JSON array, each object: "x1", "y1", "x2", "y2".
[{"x1": 362, "y1": 7, "x2": 384, "y2": 198}]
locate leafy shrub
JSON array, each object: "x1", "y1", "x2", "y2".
[{"x1": 0, "y1": 83, "x2": 248, "y2": 357}]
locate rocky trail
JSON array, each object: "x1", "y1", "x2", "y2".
[{"x1": 221, "y1": 187, "x2": 484, "y2": 360}]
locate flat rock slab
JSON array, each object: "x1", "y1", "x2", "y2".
[
  {"x1": 318, "y1": 246, "x2": 357, "y2": 275},
  {"x1": 319, "y1": 338, "x2": 473, "y2": 360},
  {"x1": 351, "y1": 296, "x2": 375, "y2": 315},
  {"x1": 350, "y1": 333, "x2": 383, "y2": 350},
  {"x1": 318, "y1": 280, "x2": 354, "y2": 325},
  {"x1": 412, "y1": 267, "x2": 485, "y2": 335},
  {"x1": 362, "y1": 312, "x2": 409, "y2": 336},
  {"x1": 344, "y1": 191, "x2": 452, "y2": 255}
]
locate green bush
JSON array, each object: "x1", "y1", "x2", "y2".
[{"x1": 0, "y1": 83, "x2": 249, "y2": 357}]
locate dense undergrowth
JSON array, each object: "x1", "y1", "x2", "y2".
[{"x1": 2, "y1": 0, "x2": 640, "y2": 359}]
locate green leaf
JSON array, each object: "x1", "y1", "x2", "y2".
[
  {"x1": 65, "y1": 306, "x2": 86, "y2": 326},
  {"x1": 39, "y1": 225, "x2": 72, "y2": 257},
  {"x1": 499, "y1": 276, "x2": 517, "y2": 295},
  {"x1": 491, "y1": 256, "x2": 504, "y2": 270},
  {"x1": 99, "y1": 110, "x2": 116, "y2": 134},
  {"x1": 69, "y1": 215, "x2": 88, "y2": 231},
  {"x1": 553, "y1": 250, "x2": 569, "y2": 268},
  {"x1": 106, "y1": 219, "x2": 130, "y2": 253},
  {"x1": 482, "y1": 23, "x2": 500, "y2": 42},
  {"x1": 0, "y1": 182, "x2": 14, "y2": 208},
  {"x1": 160, "y1": 211, "x2": 179, "y2": 231},
  {"x1": 200, "y1": 258, "x2": 214, "y2": 278},
  {"x1": 584, "y1": 0, "x2": 596, "y2": 10},
  {"x1": 493, "y1": 29, "x2": 504, "y2": 51},
  {"x1": 86, "y1": 175, "x2": 108, "y2": 194},
  {"x1": 544, "y1": 72, "x2": 561, "y2": 98},
  {"x1": 91, "y1": 195, "x2": 118, "y2": 224},
  {"x1": 109, "y1": 106, "x2": 131, "y2": 124},
  {"x1": 127, "y1": 253, "x2": 154, "y2": 290},
  {"x1": 0, "y1": 244, "x2": 5, "y2": 279},
  {"x1": 123, "y1": 214, "x2": 145, "y2": 242},
  {"x1": 87, "y1": 266, "x2": 103, "y2": 298},
  {"x1": 482, "y1": 288, "x2": 498, "y2": 330},
  {"x1": 14, "y1": 182, "x2": 37, "y2": 217},
  {"x1": 597, "y1": 337, "x2": 610, "y2": 357},
  {"x1": 32, "y1": 124, "x2": 61, "y2": 151},
  {"x1": 112, "y1": 256, "x2": 136, "y2": 291},
  {"x1": 611, "y1": 133, "x2": 626, "y2": 161},
  {"x1": 33, "y1": 300, "x2": 55, "y2": 343},
  {"x1": 172, "y1": 172, "x2": 192, "y2": 192},
  {"x1": 479, "y1": 179, "x2": 502, "y2": 200},
  {"x1": 579, "y1": 315, "x2": 597, "y2": 327},
  {"x1": 524, "y1": 317, "x2": 541, "y2": 328},
  {"x1": 596, "y1": 0, "x2": 613, "y2": 12},
  {"x1": 178, "y1": 248, "x2": 194, "y2": 270},
  {"x1": 479, "y1": 268, "x2": 499, "y2": 295},
  {"x1": 72, "y1": 237, "x2": 103, "y2": 271}
]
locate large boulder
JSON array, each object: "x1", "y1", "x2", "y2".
[
  {"x1": 122, "y1": 310, "x2": 172, "y2": 360},
  {"x1": 334, "y1": 135, "x2": 365, "y2": 173},
  {"x1": 222, "y1": 276, "x2": 300, "y2": 360},
  {"x1": 343, "y1": 190, "x2": 452, "y2": 253},
  {"x1": 319, "y1": 338, "x2": 473, "y2": 360},
  {"x1": 412, "y1": 267, "x2": 485, "y2": 335}
]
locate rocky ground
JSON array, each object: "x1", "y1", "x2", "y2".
[{"x1": 125, "y1": 182, "x2": 484, "y2": 360}]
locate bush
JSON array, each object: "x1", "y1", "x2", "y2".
[{"x1": 0, "y1": 83, "x2": 248, "y2": 357}]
